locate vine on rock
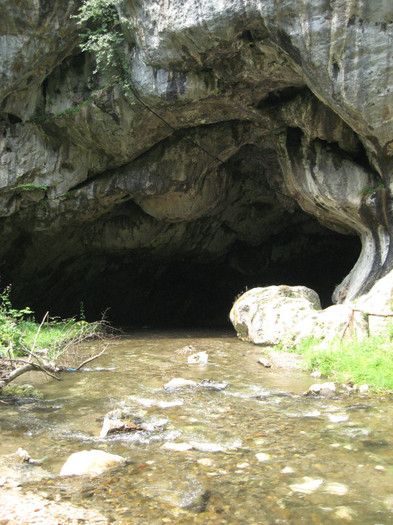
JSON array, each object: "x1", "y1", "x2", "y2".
[{"x1": 75, "y1": 0, "x2": 129, "y2": 85}]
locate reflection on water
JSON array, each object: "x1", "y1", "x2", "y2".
[{"x1": 1, "y1": 330, "x2": 393, "y2": 524}]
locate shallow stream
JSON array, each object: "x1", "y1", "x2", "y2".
[{"x1": 1, "y1": 330, "x2": 393, "y2": 524}]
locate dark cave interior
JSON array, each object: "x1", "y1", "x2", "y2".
[{"x1": 13, "y1": 216, "x2": 361, "y2": 329}]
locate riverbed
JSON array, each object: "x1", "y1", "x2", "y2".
[{"x1": 1, "y1": 330, "x2": 393, "y2": 524}]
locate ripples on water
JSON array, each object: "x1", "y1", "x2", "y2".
[{"x1": 1, "y1": 330, "x2": 393, "y2": 524}]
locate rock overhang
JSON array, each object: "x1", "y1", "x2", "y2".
[{"x1": 0, "y1": 0, "x2": 391, "y2": 326}]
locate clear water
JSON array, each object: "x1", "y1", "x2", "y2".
[{"x1": 1, "y1": 330, "x2": 393, "y2": 524}]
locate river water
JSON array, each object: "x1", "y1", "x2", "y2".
[{"x1": 1, "y1": 330, "x2": 393, "y2": 524}]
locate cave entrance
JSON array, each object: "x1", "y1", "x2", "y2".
[{"x1": 29, "y1": 214, "x2": 360, "y2": 329}]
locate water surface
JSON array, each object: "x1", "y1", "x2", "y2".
[{"x1": 1, "y1": 330, "x2": 393, "y2": 524}]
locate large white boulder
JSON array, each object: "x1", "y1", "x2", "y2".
[
  {"x1": 230, "y1": 285, "x2": 321, "y2": 346},
  {"x1": 230, "y1": 285, "x2": 368, "y2": 347},
  {"x1": 60, "y1": 449, "x2": 126, "y2": 477}
]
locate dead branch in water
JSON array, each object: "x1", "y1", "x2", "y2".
[{"x1": 0, "y1": 316, "x2": 116, "y2": 391}]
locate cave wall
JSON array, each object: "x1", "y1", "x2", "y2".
[{"x1": 0, "y1": 0, "x2": 392, "y2": 323}]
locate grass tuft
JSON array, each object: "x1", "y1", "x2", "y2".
[{"x1": 291, "y1": 330, "x2": 393, "y2": 391}]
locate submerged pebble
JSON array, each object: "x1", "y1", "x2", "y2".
[
  {"x1": 164, "y1": 378, "x2": 197, "y2": 390},
  {"x1": 161, "y1": 442, "x2": 192, "y2": 452},
  {"x1": 334, "y1": 506, "x2": 357, "y2": 521},
  {"x1": 323, "y1": 482, "x2": 348, "y2": 495},
  {"x1": 188, "y1": 352, "x2": 209, "y2": 364},
  {"x1": 255, "y1": 453, "x2": 270, "y2": 462},
  {"x1": 190, "y1": 442, "x2": 225, "y2": 453},
  {"x1": 289, "y1": 477, "x2": 323, "y2": 494}
]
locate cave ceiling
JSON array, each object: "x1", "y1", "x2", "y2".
[{"x1": 1, "y1": 0, "x2": 392, "y2": 325}]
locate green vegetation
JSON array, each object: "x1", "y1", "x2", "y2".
[
  {"x1": 11, "y1": 183, "x2": 48, "y2": 192},
  {"x1": 0, "y1": 282, "x2": 110, "y2": 392},
  {"x1": 28, "y1": 98, "x2": 94, "y2": 123},
  {"x1": 281, "y1": 329, "x2": 393, "y2": 391},
  {"x1": 75, "y1": 0, "x2": 126, "y2": 84},
  {"x1": 361, "y1": 182, "x2": 385, "y2": 195}
]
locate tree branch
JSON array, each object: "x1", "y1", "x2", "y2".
[{"x1": 73, "y1": 345, "x2": 108, "y2": 371}]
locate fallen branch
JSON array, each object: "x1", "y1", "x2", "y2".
[
  {"x1": 1, "y1": 358, "x2": 61, "y2": 382},
  {"x1": 351, "y1": 308, "x2": 393, "y2": 318},
  {"x1": 29, "y1": 311, "x2": 49, "y2": 360},
  {"x1": 72, "y1": 345, "x2": 109, "y2": 371},
  {"x1": 0, "y1": 314, "x2": 115, "y2": 392}
]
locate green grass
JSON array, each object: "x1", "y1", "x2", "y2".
[
  {"x1": 1, "y1": 312, "x2": 103, "y2": 363},
  {"x1": 16, "y1": 318, "x2": 97, "y2": 359},
  {"x1": 291, "y1": 331, "x2": 393, "y2": 391}
]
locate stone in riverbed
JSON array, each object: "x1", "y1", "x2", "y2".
[
  {"x1": 100, "y1": 415, "x2": 144, "y2": 438},
  {"x1": 323, "y1": 482, "x2": 348, "y2": 495},
  {"x1": 188, "y1": 351, "x2": 209, "y2": 364},
  {"x1": 60, "y1": 449, "x2": 126, "y2": 476},
  {"x1": 161, "y1": 442, "x2": 193, "y2": 452},
  {"x1": 255, "y1": 452, "x2": 271, "y2": 462},
  {"x1": 258, "y1": 357, "x2": 272, "y2": 368},
  {"x1": 190, "y1": 442, "x2": 225, "y2": 453},
  {"x1": 198, "y1": 379, "x2": 228, "y2": 390},
  {"x1": 289, "y1": 477, "x2": 323, "y2": 494},
  {"x1": 305, "y1": 382, "x2": 336, "y2": 396},
  {"x1": 164, "y1": 378, "x2": 197, "y2": 390},
  {"x1": 334, "y1": 506, "x2": 357, "y2": 521}
]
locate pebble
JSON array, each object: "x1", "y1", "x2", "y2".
[
  {"x1": 161, "y1": 442, "x2": 193, "y2": 452},
  {"x1": 383, "y1": 494, "x2": 393, "y2": 510},
  {"x1": 375, "y1": 465, "x2": 385, "y2": 471},
  {"x1": 282, "y1": 466, "x2": 294, "y2": 474},
  {"x1": 198, "y1": 379, "x2": 228, "y2": 390},
  {"x1": 190, "y1": 442, "x2": 225, "y2": 453},
  {"x1": 323, "y1": 482, "x2": 348, "y2": 495},
  {"x1": 258, "y1": 357, "x2": 272, "y2": 368},
  {"x1": 197, "y1": 458, "x2": 213, "y2": 467},
  {"x1": 164, "y1": 378, "x2": 197, "y2": 390},
  {"x1": 328, "y1": 413, "x2": 349, "y2": 423},
  {"x1": 255, "y1": 453, "x2": 270, "y2": 462},
  {"x1": 289, "y1": 477, "x2": 323, "y2": 494},
  {"x1": 306, "y1": 382, "x2": 336, "y2": 395},
  {"x1": 158, "y1": 400, "x2": 184, "y2": 408},
  {"x1": 236, "y1": 462, "x2": 249, "y2": 469},
  {"x1": 334, "y1": 506, "x2": 357, "y2": 521},
  {"x1": 188, "y1": 351, "x2": 209, "y2": 364},
  {"x1": 354, "y1": 384, "x2": 369, "y2": 393}
]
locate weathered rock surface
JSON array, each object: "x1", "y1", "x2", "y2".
[
  {"x1": 230, "y1": 285, "x2": 369, "y2": 345},
  {"x1": 0, "y1": 1, "x2": 392, "y2": 326},
  {"x1": 230, "y1": 285, "x2": 321, "y2": 345}
]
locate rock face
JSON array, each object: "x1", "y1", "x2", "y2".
[{"x1": 0, "y1": 1, "x2": 392, "y2": 326}]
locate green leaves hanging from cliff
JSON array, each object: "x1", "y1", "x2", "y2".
[{"x1": 75, "y1": 0, "x2": 127, "y2": 83}]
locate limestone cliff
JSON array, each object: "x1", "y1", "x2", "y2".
[{"x1": 0, "y1": 0, "x2": 392, "y2": 325}]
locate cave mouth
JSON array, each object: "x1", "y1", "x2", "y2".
[{"x1": 18, "y1": 215, "x2": 361, "y2": 329}]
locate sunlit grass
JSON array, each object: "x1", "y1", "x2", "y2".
[
  {"x1": 292, "y1": 331, "x2": 393, "y2": 391},
  {"x1": 18, "y1": 318, "x2": 95, "y2": 357}
]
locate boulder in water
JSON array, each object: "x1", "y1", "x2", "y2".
[{"x1": 60, "y1": 449, "x2": 126, "y2": 476}]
